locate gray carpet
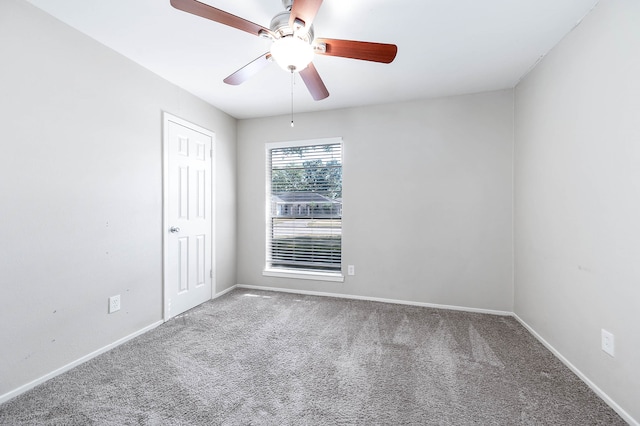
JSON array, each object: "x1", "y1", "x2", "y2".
[{"x1": 0, "y1": 288, "x2": 625, "y2": 425}]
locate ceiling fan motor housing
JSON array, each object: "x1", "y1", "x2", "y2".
[{"x1": 270, "y1": 10, "x2": 314, "y2": 43}]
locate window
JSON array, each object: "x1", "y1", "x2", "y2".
[{"x1": 265, "y1": 138, "x2": 343, "y2": 281}]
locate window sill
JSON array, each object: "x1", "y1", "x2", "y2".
[{"x1": 263, "y1": 268, "x2": 344, "y2": 283}]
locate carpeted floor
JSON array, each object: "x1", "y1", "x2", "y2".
[{"x1": 0, "y1": 288, "x2": 625, "y2": 425}]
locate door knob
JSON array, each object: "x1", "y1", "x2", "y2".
[{"x1": 170, "y1": 226, "x2": 180, "y2": 233}]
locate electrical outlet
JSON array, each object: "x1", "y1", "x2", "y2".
[
  {"x1": 347, "y1": 265, "x2": 355, "y2": 276},
  {"x1": 601, "y1": 329, "x2": 614, "y2": 357},
  {"x1": 109, "y1": 295, "x2": 121, "y2": 314}
]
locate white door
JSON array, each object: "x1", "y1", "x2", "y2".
[{"x1": 163, "y1": 113, "x2": 214, "y2": 320}]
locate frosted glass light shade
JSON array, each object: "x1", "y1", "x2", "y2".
[{"x1": 270, "y1": 36, "x2": 314, "y2": 72}]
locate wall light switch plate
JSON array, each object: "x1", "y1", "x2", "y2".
[
  {"x1": 347, "y1": 265, "x2": 355, "y2": 276},
  {"x1": 601, "y1": 329, "x2": 615, "y2": 357}
]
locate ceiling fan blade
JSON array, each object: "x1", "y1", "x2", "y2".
[
  {"x1": 170, "y1": 0, "x2": 271, "y2": 37},
  {"x1": 315, "y1": 38, "x2": 398, "y2": 64},
  {"x1": 223, "y1": 53, "x2": 272, "y2": 85},
  {"x1": 289, "y1": 0, "x2": 323, "y2": 31},
  {"x1": 299, "y1": 62, "x2": 329, "y2": 101}
]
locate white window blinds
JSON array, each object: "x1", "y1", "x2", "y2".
[{"x1": 266, "y1": 139, "x2": 342, "y2": 273}]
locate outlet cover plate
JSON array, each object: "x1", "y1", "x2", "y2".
[
  {"x1": 601, "y1": 329, "x2": 615, "y2": 357},
  {"x1": 109, "y1": 295, "x2": 121, "y2": 314}
]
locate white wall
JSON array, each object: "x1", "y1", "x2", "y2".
[
  {"x1": 514, "y1": 0, "x2": 640, "y2": 422},
  {"x1": 4, "y1": 0, "x2": 636, "y2": 420},
  {"x1": 0, "y1": 0, "x2": 236, "y2": 398},
  {"x1": 237, "y1": 91, "x2": 514, "y2": 312}
]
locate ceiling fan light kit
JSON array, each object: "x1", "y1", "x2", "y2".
[
  {"x1": 268, "y1": 6, "x2": 315, "y2": 72},
  {"x1": 270, "y1": 36, "x2": 314, "y2": 72},
  {"x1": 170, "y1": 0, "x2": 398, "y2": 101}
]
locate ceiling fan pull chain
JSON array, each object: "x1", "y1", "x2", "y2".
[{"x1": 290, "y1": 68, "x2": 295, "y2": 127}]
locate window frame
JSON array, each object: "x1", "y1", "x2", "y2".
[{"x1": 263, "y1": 137, "x2": 344, "y2": 283}]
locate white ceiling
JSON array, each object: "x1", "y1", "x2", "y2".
[{"x1": 26, "y1": 0, "x2": 598, "y2": 119}]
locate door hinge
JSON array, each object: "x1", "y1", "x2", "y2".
[
  {"x1": 210, "y1": 269, "x2": 213, "y2": 278},
  {"x1": 210, "y1": 149, "x2": 213, "y2": 158}
]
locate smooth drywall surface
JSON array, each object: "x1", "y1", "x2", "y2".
[
  {"x1": 237, "y1": 91, "x2": 514, "y2": 311},
  {"x1": 514, "y1": 0, "x2": 640, "y2": 421},
  {"x1": 0, "y1": 0, "x2": 236, "y2": 397}
]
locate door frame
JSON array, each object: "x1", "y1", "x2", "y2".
[{"x1": 162, "y1": 112, "x2": 216, "y2": 322}]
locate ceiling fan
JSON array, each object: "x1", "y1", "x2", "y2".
[{"x1": 170, "y1": 0, "x2": 398, "y2": 101}]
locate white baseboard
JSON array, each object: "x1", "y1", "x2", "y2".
[
  {"x1": 235, "y1": 284, "x2": 512, "y2": 316},
  {"x1": 513, "y1": 314, "x2": 638, "y2": 426},
  {"x1": 0, "y1": 320, "x2": 163, "y2": 405},
  {"x1": 236, "y1": 283, "x2": 636, "y2": 425},
  {"x1": 3, "y1": 285, "x2": 635, "y2": 425},
  {"x1": 213, "y1": 284, "x2": 238, "y2": 299},
  {"x1": 1, "y1": 288, "x2": 236, "y2": 405}
]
